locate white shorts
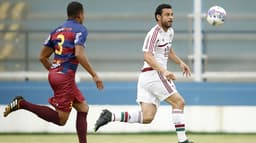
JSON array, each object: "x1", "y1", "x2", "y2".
[{"x1": 136, "y1": 70, "x2": 178, "y2": 107}]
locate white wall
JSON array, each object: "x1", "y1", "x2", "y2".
[{"x1": 1, "y1": 105, "x2": 256, "y2": 133}]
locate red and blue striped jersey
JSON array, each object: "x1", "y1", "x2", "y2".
[{"x1": 44, "y1": 19, "x2": 88, "y2": 73}]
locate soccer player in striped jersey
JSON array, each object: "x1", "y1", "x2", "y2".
[
  {"x1": 3, "y1": 2, "x2": 103, "y2": 143},
  {"x1": 95, "y1": 4, "x2": 192, "y2": 143}
]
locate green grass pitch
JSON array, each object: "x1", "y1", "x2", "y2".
[{"x1": 0, "y1": 133, "x2": 255, "y2": 143}]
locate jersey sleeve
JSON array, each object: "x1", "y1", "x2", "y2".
[
  {"x1": 43, "y1": 28, "x2": 58, "y2": 49},
  {"x1": 74, "y1": 26, "x2": 88, "y2": 48},
  {"x1": 43, "y1": 34, "x2": 54, "y2": 49},
  {"x1": 142, "y1": 33, "x2": 157, "y2": 54},
  {"x1": 142, "y1": 28, "x2": 159, "y2": 53}
]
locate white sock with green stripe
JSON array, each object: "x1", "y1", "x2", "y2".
[
  {"x1": 172, "y1": 109, "x2": 187, "y2": 142},
  {"x1": 112, "y1": 111, "x2": 142, "y2": 123}
]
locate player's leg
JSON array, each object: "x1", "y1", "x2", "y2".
[
  {"x1": 94, "y1": 87, "x2": 158, "y2": 131},
  {"x1": 94, "y1": 72, "x2": 160, "y2": 131},
  {"x1": 73, "y1": 101, "x2": 89, "y2": 143},
  {"x1": 110, "y1": 109, "x2": 143, "y2": 123},
  {"x1": 95, "y1": 102, "x2": 156, "y2": 127},
  {"x1": 3, "y1": 96, "x2": 69, "y2": 125},
  {"x1": 165, "y1": 93, "x2": 192, "y2": 143},
  {"x1": 140, "y1": 102, "x2": 157, "y2": 123},
  {"x1": 94, "y1": 102, "x2": 157, "y2": 132},
  {"x1": 94, "y1": 108, "x2": 144, "y2": 132},
  {"x1": 98, "y1": 102, "x2": 156, "y2": 124},
  {"x1": 94, "y1": 104, "x2": 153, "y2": 132}
]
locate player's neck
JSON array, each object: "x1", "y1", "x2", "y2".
[
  {"x1": 162, "y1": 27, "x2": 168, "y2": 32},
  {"x1": 67, "y1": 17, "x2": 82, "y2": 24},
  {"x1": 157, "y1": 23, "x2": 168, "y2": 32}
]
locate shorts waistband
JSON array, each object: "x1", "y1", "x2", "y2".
[{"x1": 141, "y1": 67, "x2": 154, "y2": 72}]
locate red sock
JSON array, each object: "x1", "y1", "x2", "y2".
[
  {"x1": 76, "y1": 112, "x2": 87, "y2": 143},
  {"x1": 20, "y1": 100, "x2": 61, "y2": 125}
]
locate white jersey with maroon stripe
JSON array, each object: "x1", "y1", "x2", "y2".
[
  {"x1": 142, "y1": 24, "x2": 174, "y2": 70},
  {"x1": 137, "y1": 24, "x2": 177, "y2": 107}
]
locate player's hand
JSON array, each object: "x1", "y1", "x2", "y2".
[
  {"x1": 163, "y1": 70, "x2": 176, "y2": 80},
  {"x1": 92, "y1": 74, "x2": 104, "y2": 90},
  {"x1": 180, "y1": 63, "x2": 191, "y2": 78}
]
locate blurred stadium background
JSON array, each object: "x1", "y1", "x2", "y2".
[{"x1": 0, "y1": 0, "x2": 256, "y2": 138}]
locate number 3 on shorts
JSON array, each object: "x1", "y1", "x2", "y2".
[{"x1": 55, "y1": 34, "x2": 64, "y2": 55}]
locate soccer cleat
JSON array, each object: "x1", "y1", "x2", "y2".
[
  {"x1": 3, "y1": 96, "x2": 24, "y2": 117},
  {"x1": 179, "y1": 139, "x2": 194, "y2": 143},
  {"x1": 94, "y1": 109, "x2": 112, "y2": 132}
]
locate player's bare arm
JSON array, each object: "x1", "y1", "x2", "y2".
[
  {"x1": 168, "y1": 48, "x2": 191, "y2": 77},
  {"x1": 144, "y1": 52, "x2": 176, "y2": 80},
  {"x1": 39, "y1": 46, "x2": 54, "y2": 70},
  {"x1": 75, "y1": 45, "x2": 104, "y2": 90}
]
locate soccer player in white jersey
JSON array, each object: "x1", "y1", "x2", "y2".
[{"x1": 95, "y1": 4, "x2": 193, "y2": 143}]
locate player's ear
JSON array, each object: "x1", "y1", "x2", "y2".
[
  {"x1": 76, "y1": 13, "x2": 81, "y2": 19},
  {"x1": 156, "y1": 14, "x2": 161, "y2": 21},
  {"x1": 78, "y1": 12, "x2": 85, "y2": 22}
]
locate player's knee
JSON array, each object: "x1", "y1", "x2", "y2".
[
  {"x1": 83, "y1": 104, "x2": 89, "y2": 112},
  {"x1": 143, "y1": 118, "x2": 153, "y2": 124},
  {"x1": 142, "y1": 115, "x2": 155, "y2": 124},
  {"x1": 58, "y1": 121, "x2": 66, "y2": 126},
  {"x1": 73, "y1": 102, "x2": 89, "y2": 113},
  {"x1": 57, "y1": 112, "x2": 70, "y2": 126},
  {"x1": 58, "y1": 118, "x2": 68, "y2": 126},
  {"x1": 78, "y1": 104, "x2": 89, "y2": 112},
  {"x1": 177, "y1": 99, "x2": 185, "y2": 109}
]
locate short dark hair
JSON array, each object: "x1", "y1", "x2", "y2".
[
  {"x1": 67, "y1": 1, "x2": 84, "y2": 18},
  {"x1": 154, "y1": 4, "x2": 172, "y2": 21}
]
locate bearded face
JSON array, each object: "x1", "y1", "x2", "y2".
[{"x1": 157, "y1": 8, "x2": 174, "y2": 31}]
